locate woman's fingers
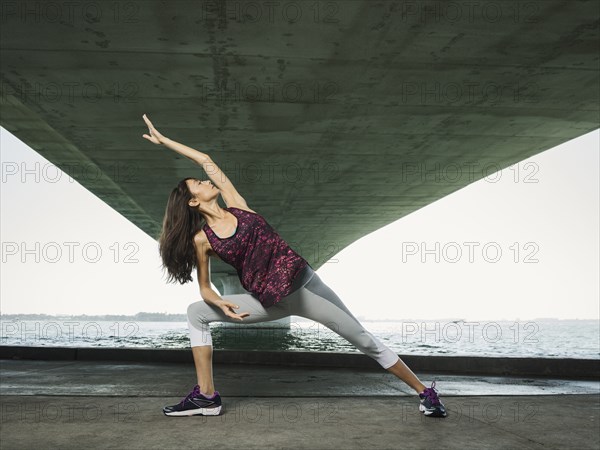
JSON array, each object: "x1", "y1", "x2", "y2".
[
  {"x1": 226, "y1": 311, "x2": 245, "y2": 320},
  {"x1": 142, "y1": 133, "x2": 160, "y2": 144},
  {"x1": 141, "y1": 114, "x2": 164, "y2": 144},
  {"x1": 142, "y1": 114, "x2": 157, "y2": 134},
  {"x1": 221, "y1": 303, "x2": 250, "y2": 320}
]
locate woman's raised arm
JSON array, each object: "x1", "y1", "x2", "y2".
[
  {"x1": 142, "y1": 113, "x2": 211, "y2": 164},
  {"x1": 142, "y1": 114, "x2": 247, "y2": 206}
]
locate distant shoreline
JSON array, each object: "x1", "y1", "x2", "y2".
[
  {"x1": 0, "y1": 313, "x2": 590, "y2": 322},
  {"x1": 0, "y1": 313, "x2": 188, "y2": 322}
]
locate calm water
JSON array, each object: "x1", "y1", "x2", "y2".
[{"x1": 1, "y1": 318, "x2": 598, "y2": 359}]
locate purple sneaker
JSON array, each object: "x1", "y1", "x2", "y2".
[
  {"x1": 163, "y1": 385, "x2": 222, "y2": 417},
  {"x1": 418, "y1": 381, "x2": 448, "y2": 418}
]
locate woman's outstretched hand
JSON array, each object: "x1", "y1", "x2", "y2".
[
  {"x1": 142, "y1": 113, "x2": 167, "y2": 145},
  {"x1": 217, "y1": 300, "x2": 250, "y2": 321}
]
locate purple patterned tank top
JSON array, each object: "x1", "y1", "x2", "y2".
[{"x1": 202, "y1": 207, "x2": 309, "y2": 308}]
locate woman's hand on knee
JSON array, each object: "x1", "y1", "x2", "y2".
[{"x1": 217, "y1": 300, "x2": 250, "y2": 321}]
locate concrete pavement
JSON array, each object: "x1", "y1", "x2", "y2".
[{"x1": 1, "y1": 358, "x2": 599, "y2": 449}]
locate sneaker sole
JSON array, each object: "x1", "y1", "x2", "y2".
[
  {"x1": 419, "y1": 404, "x2": 447, "y2": 417},
  {"x1": 163, "y1": 405, "x2": 222, "y2": 417}
]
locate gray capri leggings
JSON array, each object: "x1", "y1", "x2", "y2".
[{"x1": 187, "y1": 267, "x2": 400, "y2": 370}]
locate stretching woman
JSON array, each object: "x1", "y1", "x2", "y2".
[{"x1": 142, "y1": 114, "x2": 447, "y2": 418}]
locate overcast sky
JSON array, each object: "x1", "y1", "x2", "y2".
[{"x1": 1, "y1": 127, "x2": 598, "y2": 321}]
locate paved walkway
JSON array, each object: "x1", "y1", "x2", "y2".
[{"x1": 1, "y1": 359, "x2": 599, "y2": 449}]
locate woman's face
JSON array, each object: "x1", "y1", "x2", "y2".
[{"x1": 186, "y1": 178, "x2": 219, "y2": 203}]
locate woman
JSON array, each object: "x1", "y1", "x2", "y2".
[{"x1": 142, "y1": 114, "x2": 447, "y2": 419}]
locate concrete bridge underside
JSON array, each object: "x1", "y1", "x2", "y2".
[{"x1": 1, "y1": 0, "x2": 598, "y2": 290}]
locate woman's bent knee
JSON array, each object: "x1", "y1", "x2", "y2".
[
  {"x1": 187, "y1": 301, "x2": 214, "y2": 324},
  {"x1": 187, "y1": 301, "x2": 214, "y2": 347}
]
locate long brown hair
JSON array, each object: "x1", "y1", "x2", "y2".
[{"x1": 158, "y1": 177, "x2": 205, "y2": 284}]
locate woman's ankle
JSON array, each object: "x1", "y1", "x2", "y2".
[{"x1": 199, "y1": 385, "x2": 215, "y2": 396}]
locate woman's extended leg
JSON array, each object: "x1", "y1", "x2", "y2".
[{"x1": 288, "y1": 272, "x2": 427, "y2": 393}]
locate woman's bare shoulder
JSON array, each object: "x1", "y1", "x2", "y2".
[
  {"x1": 192, "y1": 229, "x2": 208, "y2": 245},
  {"x1": 193, "y1": 230, "x2": 219, "y2": 257}
]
